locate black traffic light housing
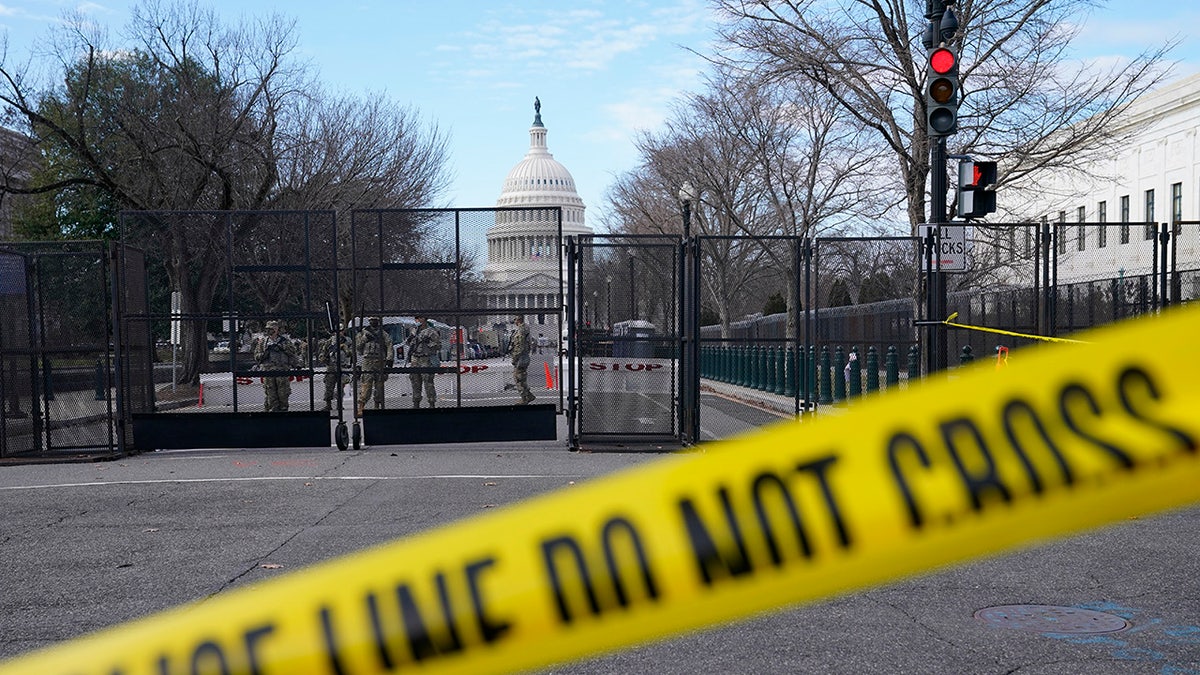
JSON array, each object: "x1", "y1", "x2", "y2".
[
  {"x1": 926, "y1": 46, "x2": 959, "y2": 136},
  {"x1": 957, "y1": 160, "x2": 997, "y2": 218}
]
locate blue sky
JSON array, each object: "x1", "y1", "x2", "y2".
[{"x1": 1, "y1": 0, "x2": 1198, "y2": 228}]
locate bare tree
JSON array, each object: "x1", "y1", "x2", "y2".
[
  {"x1": 608, "y1": 123, "x2": 773, "y2": 336},
  {"x1": 712, "y1": 0, "x2": 1173, "y2": 231},
  {"x1": 0, "y1": 1, "x2": 450, "y2": 384},
  {"x1": 604, "y1": 67, "x2": 887, "y2": 336}
]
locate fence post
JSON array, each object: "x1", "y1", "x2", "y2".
[
  {"x1": 833, "y1": 345, "x2": 846, "y2": 402},
  {"x1": 785, "y1": 346, "x2": 797, "y2": 398},
  {"x1": 763, "y1": 346, "x2": 774, "y2": 393},
  {"x1": 759, "y1": 344, "x2": 769, "y2": 391},
  {"x1": 748, "y1": 345, "x2": 759, "y2": 390},
  {"x1": 808, "y1": 346, "x2": 818, "y2": 403},
  {"x1": 907, "y1": 345, "x2": 920, "y2": 387},
  {"x1": 746, "y1": 344, "x2": 756, "y2": 389},
  {"x1": 774, "y1": 346, "x2": 786, "y2": 396},
  {"x1": 729, "y1": 343, "x2": 739, "y2": 386},
  {"x1": 94, "y1": 358, "x2": 105, "y2": 401},
  {"x1": 43, "y1": 357, "x2": 54, "y2": 401},
  {"x1": 819, "y1": 346, "x2": 833, "y2": 405},
  {"x1": 759, "y1": 345, "x2": 769, "y2": 391},
  {"x1": 848, "y1": 347, "x2": 862, "y2": 398},
  {"x1": 885, "y1": 345, "x2": 899, "y2": 388},
  {"x1": 866, "y1": 346, "x2": 880, "y2": 393}
]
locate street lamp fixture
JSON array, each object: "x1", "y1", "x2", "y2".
[
  {"x1": 605, "y1": 276, "x2": 612, "y2": 329},
  {"x1": 679, "y1": 181, "x2": 696, "y2": 240}
]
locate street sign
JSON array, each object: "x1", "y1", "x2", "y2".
[
  {"x1": 170, "y1": 291, "x2": 181, "y2": 345},
  {"x1": 918, "y1": 224, "x2": 968, "y2": 272}
]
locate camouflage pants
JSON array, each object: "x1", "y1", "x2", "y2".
[
  {"x1": 513, "y1": 363, "x2": 534, "y2": 403},
  {"x1": 358, "y1": 361, "x2": 386, "y2": 409},
  {"x1": 409, "y1": 354, "x2": 437, "y2": 407},
  {"x1": 263, "y1": 376, "x2": 291, "y2": 412},
  {"x1": 323, "y1": 367, "x2": 347, "y2": 407}
]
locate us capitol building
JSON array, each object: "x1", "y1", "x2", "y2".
[{"x1": 479, "y1": 99, "x2": 592, "y2": 335}]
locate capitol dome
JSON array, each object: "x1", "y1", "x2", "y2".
[
  {"x1": 491, "y1": 97, "x2": 589, "y2": 236},
  {"x1": 482, "y1": 99, "x2": 591, "y2": 329}
]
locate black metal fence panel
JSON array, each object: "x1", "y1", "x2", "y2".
[
  {"x1": 0, "y1": 242, "x2": 121, "y2": 458},
  {"x1": 569, "y1": 235, "x2": 679, "y2": 444},
  {"x1": 118, "y1": 211, "x2": 337, "y2": 420},
  {"x1": 10, "y1": 209, "x2": 1195, "y2": 458},
  {"x1": 350, "y1": 208, "x2": 564, "y2": 414}
]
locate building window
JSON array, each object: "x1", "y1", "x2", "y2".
[
  {"x1": 1144, "y1": 189, "x2": 1155, "y2": 240},
  {"x1": 1120, "y1": 195, "x2": 1130, "y2": 244},
  {"x1": 1098, "y1": 201, "x2": 1107, "y2": 248},
  {"x1": 1056, "y1": 211, "x2": 1066, "y2": 254},
  {"x1": 1076, "y1": 206, "x2": 1086, "y2": 251},
  {"x1": 1172, "y1": 181, "x2": 1183, "y2": 226}
]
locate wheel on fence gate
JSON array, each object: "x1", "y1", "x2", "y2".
[
  {"x1": 351, "y1": 420, "x2": 361, "y2": 450},
  {"x1": 335, "y1": 421, "x2": 349, "y2": 451}
]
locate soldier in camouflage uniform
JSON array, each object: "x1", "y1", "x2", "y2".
[
  {"x1": 356, "y1": 317, "x2": 393, "y2": 417},
  {"x1": 406, "y1": 314, "x2": 440, "y2": 408},
  {"x1": 253, "y1": 320, "x2": 299, "y2": 412},
  {"x1": 319, "y1": 325, "x2": 353, "y2": 411},
  {"x1": 509, "y1": 315, "x2": 535, "y2": 404}
]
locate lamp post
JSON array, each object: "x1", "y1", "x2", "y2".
[
  {"x1": 584, "y1": 301, "x2": 590, "y2": 327},
  {"x1": 628, "y1": 252, "x2": 636, "y2": 322},
  {"x1": 679, "y1": 181, "x2": 695, "y2": 240},
  {"x1": 678, "y1": 181, "x2": 698, "y2": 444},
  {"x1": 605, "y1": 275, "x2": 612, "y2": 329},
  {"x1": 592, "y1": 290, "x2": 598, "y2": 327}
]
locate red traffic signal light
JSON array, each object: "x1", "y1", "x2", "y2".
[{"x1": 930, "y1": 48, "x2": 956, "y2": 75}]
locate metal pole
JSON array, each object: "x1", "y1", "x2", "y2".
[
  {"x1": 628, "y1": 255, "x2": 635, "y2": 321},
  {"x1": 606, "y1": 276, "x2": 612, "y2": 329},
  {"x1": 931, "y1": 136, "x2": 948, "y2": 372}
]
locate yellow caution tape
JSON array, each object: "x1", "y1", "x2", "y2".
[
  {"x1": 4, "y1": 304, "x2": 1200, "y2": 675},
  {"x1": 943, "y1": 311, "x2": 1087, "y2": 344}
]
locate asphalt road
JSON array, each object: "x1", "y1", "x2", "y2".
[{"x1": 1, "y1": 432, "x2": 1198, "y2": 674}]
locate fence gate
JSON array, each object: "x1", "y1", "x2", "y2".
[
  {"x1": 0, "y1": 242, "x2": 148, "y2": 460},
  {"x1": 567, "y1": 235, "x2": 681, "y2": 448}
]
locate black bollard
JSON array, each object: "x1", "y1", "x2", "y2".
[{"x1": 94, "y1": 358, "x2": 105, "y2": 400}]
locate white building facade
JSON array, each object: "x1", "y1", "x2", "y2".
[{"x1": 1009, "y1": 72, "x2": 1200, "y2": 288}]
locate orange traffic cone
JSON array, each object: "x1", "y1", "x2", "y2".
[{"x1": 544, "y1": 361, "x2": 555, "y2": 389}]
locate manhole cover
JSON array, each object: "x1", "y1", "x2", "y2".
[{"x1": 975, "y1": 605, "x2": 1129, "y2": 634}]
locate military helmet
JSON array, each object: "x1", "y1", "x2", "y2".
[
  {"x1": 368, "y1": 316, "x2": 381, "y2": 325},
  {"x1": 265, "y1": 320, "x2": 280, "y2": 331}
]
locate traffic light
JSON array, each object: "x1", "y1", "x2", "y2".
[
  {"x1": 926, "y1": 46, "x2": 959, "y2": 136},
  {"x1": 957, "y1": 160, "x2": 997, "y2": 218}
]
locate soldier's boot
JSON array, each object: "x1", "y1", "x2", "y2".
[
  {"x1": 322, "y1": 400, "x2": 332, "y2": 411},
  {"x1": 429, "y1": 400, "x2": 436, "y2": 408},
  {"x1": 374, "y1": 401, "x2": 384, "y2": 410},
  {"x1": 412, "y1": 399, "x2": 421, "y2": 409}
]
